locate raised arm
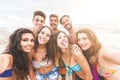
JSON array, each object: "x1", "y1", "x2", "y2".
[
  {"x1": 72, "y1": 44, "x2": 93, "y2": 80},
  {"x1": 103, "y1": 47, "x2": 120, "y2": 65}
]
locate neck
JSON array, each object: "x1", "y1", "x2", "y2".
[
  {"x1": 61, "y1": 48, "x2": 67, "y2": 54},
  {"x1": 53, "y1": 28, "x2": 59, "y2": 33},
  {"x1": 68, "y1": 27, "x2": 74, "y2": 33},
  {"x1": 38, "y1": 45, "x2": 46, "y2": 53}
]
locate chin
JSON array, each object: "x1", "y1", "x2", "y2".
[{"x1": 24, "y1": 51, "x2": 31, "y2": 53}]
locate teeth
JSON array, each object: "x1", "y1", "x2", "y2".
[
  {"x1": 26, "y1": 46, "x2": 32, "y2": 50},
  {"x1": 39, "y1": 38, "x2": 45, "y2": 42}
]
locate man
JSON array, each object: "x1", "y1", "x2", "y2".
[
  {"x1": 49, "y1": 14, "x2": 59, "y2": 32},
  {"x1": 60, "y1": 15, "x2": 76, "y2": 44},
  {"x1": 32, "y1": 10, "x2": 46, "y2": 37}
]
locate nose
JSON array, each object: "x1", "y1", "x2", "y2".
[
  {"x1": 79, "y1": 40, "x2": 84, "y2": 45},
  {"x1": 28, "y1": 40, "x2": 34, "y2": 46},
  {"x1": 62, "y1": 37, "x2": 67, "y2": 41},
  {"x1": 51, "y1": 20, "x2": 55, "y2": 24}
]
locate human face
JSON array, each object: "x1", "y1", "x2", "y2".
[
  {"x1": 38, "y1": 27, "x2": 51, "y2": 45},
  {"x1": 77, "y1": 33, "x2": 92, "y2": 51},
  {"x1": 20, "y1": 33, "x2": 34, "y2": 53},
  {"x1": 50, "y1": 17, "x2": 58, "y2": 30},
  {"x1": 61, "y1": 16, "x2": 72, "y2": 30},
  {"x1": 57, "y1": 32, "x2": 68, "y2": 49},
  {"x1": 32, "y1": 15, "x2": 45, "y2": 30}
]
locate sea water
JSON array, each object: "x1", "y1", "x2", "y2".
[{"x1": 0, "y1": 25, "x2": 120, "y2": 53}]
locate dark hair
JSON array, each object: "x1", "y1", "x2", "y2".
[
  {"x1": 33, "y1": 10, "x2": 46, "y2": 20},
  {"x1": 60, "y1": 15, "x2": 70, "y2": 24},
  {"x1": 4, "y1": 28, "x2": 35, "y2": 80},
  {"x1": 49, "y1": 14, "x2": 59, "y2": 21},
  {"x1": 36, "y1": 26, "x2": 55, "y2": 62}
]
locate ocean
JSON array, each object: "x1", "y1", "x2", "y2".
[{"x1": 0, "y1": 24, "x2": 120, "y2": 53}]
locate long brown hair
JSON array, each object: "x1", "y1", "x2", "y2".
[
  {"x1": 35, "y1": 26, "x2": 55, "y2": 62},
  {"x1": 76, "y1": 28, "x2": 101, "y2": 66},
  {"x1": 3, "y1": 28, "x2": 35, "y2": 80},
  {"x1": 52, "y1": 31, "x2": 72, "y2": 67}
]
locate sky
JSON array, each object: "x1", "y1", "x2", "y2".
[
  {"x1": 0, "y1": 0, "x2": 120, "y2": 50},
  {"x1": 0, "y1": 0, "x2": 120, "y2": 29}
]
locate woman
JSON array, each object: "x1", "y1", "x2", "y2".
[
  {"x1": 0, "y1": 28, "x2": 35, "y2": 80},
  {"x1": 30, "y1": 26, "x2": 59, "y2": 80},
  {"x1": 76, "y1": 28, "x2": 120, "y2": 80},
  {"x1": 52, "y1": 31, "x2": 92, "y2": 80}
]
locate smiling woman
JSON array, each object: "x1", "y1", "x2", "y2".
[
  {"x1": 0, "y1": 28, "x2": 35, "y2": 80},
  {"x1": 76, "y1": 28, "x2": 120, "y2": 80}
]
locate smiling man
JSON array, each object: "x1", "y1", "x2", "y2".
[
  {"x1": 49, "y1": 14, "x2": 59, "y2": 33},
  {"x1": 32, "y1": 10, "x2": 46, "y2": 37}
]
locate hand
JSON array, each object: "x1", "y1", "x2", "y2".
[{"x1": 71, "y1": 44, "x2": 82, "y2": 54}]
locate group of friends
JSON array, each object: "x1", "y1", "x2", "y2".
[{"x1": 0, "y1": 10, "x2": 120, "y2": 80}]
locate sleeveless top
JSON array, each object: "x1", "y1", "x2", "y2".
[
  {"x1": 96, "y1": 62, "x2": 120, "y2": 80},
  {"x1": 65, "y1": 64, "x2": 81, "y2": 75},
  {"x1": 32, "y1": 60, "x2": 52, "y2": 68},
  {"x1": 0, "y1": 69, "x2": 12, "y2": 77}
]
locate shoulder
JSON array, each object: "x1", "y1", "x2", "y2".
[
  {"x1": 0, "y1": 54, "x2": 12, "y2": 60},
  {"x1": 0, "y1": 54, "x2": 13, "y2": 73},
  {"x1": 100, "y1": 46, "x2": 119, "y2": 59}
]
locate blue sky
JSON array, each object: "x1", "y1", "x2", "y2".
[{"x1": 0, "y1": 0, "x2": 120, "y2": 28}]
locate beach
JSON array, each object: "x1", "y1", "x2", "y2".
[{"x1": 0, "y1": 24, "x2": 120, "y2": 53}]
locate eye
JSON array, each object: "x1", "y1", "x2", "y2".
[
  {"x1": 41, "y1": 31, "x2": 45, "y2": 34},
  {"x1": 31, "y1": 39, "x2": 35, "y2": 42},
  {"x1": 54, "y1": 20, "x2": 57, "y2": 22},
  {"x1": 40, "y1": 20, "x2": 44, "y2": 23},
  {"x1": 22, "y1": 38, "x2": 28, "y2": 41},
  {"x1": 58, "y1": 36, "x2": 61, "y2": 39},
  {"x1": 63, "y1": 35, "x2": 67, "y2": 38},
  {"x1": 35, "y1": 19, "x2": 39, "y2": 22},
  {"x1": 82, "y1": 37, "x2": 87, "y2": 40},
  {"x1": 46, "y1": 34, "x2": 51, "y2": 37},
  {"x1": 50, "y1": 19, "x2": 53, "y2": 22}
]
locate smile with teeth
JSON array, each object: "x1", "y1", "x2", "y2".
[
  {"x1": 39, "y1": 37, "x2": 45, "y2": 42},
  {"x1": 25, "y1": 46, "x2": 32, "y2": 50}
]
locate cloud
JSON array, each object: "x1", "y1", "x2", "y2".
[{"x1": 0, "y1": 0, "x2": 120, "y2": 28}]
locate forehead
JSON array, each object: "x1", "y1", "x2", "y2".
[
  {"x1": 78, "y1": 33, "x2": 87, "y2": 38},
  {"x1": 61, "y1": 16, "x2": 70, "y2": 23},
  {"x1": 21, "y1": 33, "x2": 34, "y2": 38},
  {"x1": 58, "y1": 32, "x2": 66, "y2": 36},
  {"x1": 62, "y1": 16, "x2": 69, "y2": 20},
  {"x1": 50, "y1": 16, "x2": 58, "y2": 20},
  {"x1": 41, "y1": 27, "x2": 51, "y2": 33},
  {"x1": 33, "y1": 15, "x2": 45, "y2": 20}
]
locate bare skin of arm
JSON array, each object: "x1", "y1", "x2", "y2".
[
  {"x1": 100, "y1": 47, "x2": 120, "y2": 65},
  {"x1": 28, "y1": 50, "x2": 36, "y2": 80},
  {"x1": 72, "y1": 44, "x2": 93, "y2": 80}
]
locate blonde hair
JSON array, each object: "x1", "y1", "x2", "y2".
[{"x1": 76, "y1": 28, "x2": 101, "y2": 65}]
